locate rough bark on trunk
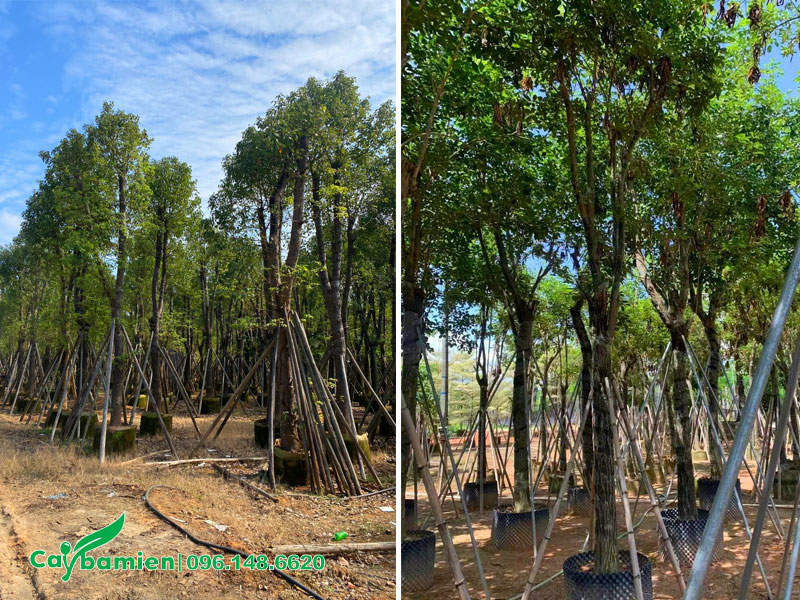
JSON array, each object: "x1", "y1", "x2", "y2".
[
  {"x1": 558, "y1": 381, "x2": 568, "y2": 472},
  {"x1": 400, "y1": 288, "x2": 424, "y2": 510},
  {"x1": 110, "y1": 173, "x2": 127, "y2": 426},
  {"x1": 591, "y1": 329, "x2": 618, "y2": 572},
  {"x1": 150, "y1": 229, "x2": 164, "y2": 413},
  {"x1": 571, "y1": 299, "x2": 594, "y2": 487},
  {"x1": 512, "y1": 318, "x2": 532, "y2": 512},
  {"x1": 311, "y1": 170, "x2": 354, "y2": 430},
  {"x1": 671, "y1": 328, "x2": 698, "y2": 520},
  {"x1": 702, "y1": 316, "x2": 724, "y2": 478}
]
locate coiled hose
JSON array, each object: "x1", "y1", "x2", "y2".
[{"x1": 144, "y1": 485, "x2": 326, "y2": 600}]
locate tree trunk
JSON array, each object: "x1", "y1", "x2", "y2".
[
  {"x1": 110, "y1": 174, "x2": 127, "y2": 426},
  {"x1": 591, "y1": 328, "x2": 619, "y2": 573},
  {"x1": 671, "y1": 328, "x2": 698, "y2": 520},
  {"x1": 702, "y1": 316, "x2": 724, "y2": 478},
  {"x1": 558, "y1": 381, "x2": 568, "y2": 472},
  {"x1": 512, "y1": 318, "x2": 532, "y2": 512},
  {"x1": 400, "y1": 287, "x2": 424, "y2": 509},
  {"x1": 478, "y1": 378, "x2": 488, "y2": 483},
  {"x1": 571, "y1": 300, "x2": 594, "y2": 487}
]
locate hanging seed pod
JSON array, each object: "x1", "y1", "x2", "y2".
[
  {"x1": 780, "y1": 190, "x2": 795, "y2": 219},
  {"x1": 658, "y1": 56, "x2": 673, "y2": 88},
  {"x1": 754, "y1": 194, "x2": 767, "y2": 238},
  {"x1": 493, "y1": 102, "x2": 503, "y2": 127},
  {"x1": 672, "y1": 191, "x2": 684, "y2": 223},
  {"x1": 748, "y1": 3, "x2": 762, "y2": 27},
  {"x1": 747, "y1": 65, "x2": 761, "y2": 84},
  {"x1": 724, "y1": 3, "x2": 739, "y2": 27}
]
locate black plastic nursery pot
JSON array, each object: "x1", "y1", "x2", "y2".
[
  {"x1": 401, "y1": 529, "x2": 436, "y2": 593},
  {"x1": 404, "y1": 498, "x2": 418, "y2": 530},
  {"x1": 491, "y1": 505, "x2": 549, "y2": 550},
  {"x1": 697, "y1": 477, "x2": 742, "y2": 521},
  {"x1": 462, "y1": 480, "x2": 498, "y2": 509},
  {"x1": 253, "y1": 418, "x2": 279, "y2": 448},
  {"x1": 563, "y1": 551, "x2": 653, "y2": 600},
  {"x1": 661, "y1": 508, "x2": 721, "y2": 569},
  {"x1": 773, "y1": 463, "x2": 800, "y2": 500},
  {"x1": 568, "y1": 486, "x2": 592, "y2": 517}
]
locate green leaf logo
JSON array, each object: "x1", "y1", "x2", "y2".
[{"x1": 61, "y1": 513, "x2": 125, "y2": 581}]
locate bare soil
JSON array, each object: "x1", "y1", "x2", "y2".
[{"x1": 0, "y1": 404, "x2": 396, "y2": 600}]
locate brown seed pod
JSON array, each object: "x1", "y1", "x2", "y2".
[
  {"x1": 672, "y1": 191, "x2": 684, "y2": 223},
  {"x1": 493, "y1": 102, "x2": 503, "y2": 126},
  {"x1": 748, "y1": 3, "x2": 762, "y2": 27},
  {"x1": 754, "y1": 194, "x2": 767, "y2": 238},
  {"x1": 725, "y1": 3, "x2": 739, "y2": 27},
  {"x1": 747, "y1": 65, "x2": 761, "y2": 84},
  {"x1": 780, "y1": 189, "x2": 795, "y2": 219}
]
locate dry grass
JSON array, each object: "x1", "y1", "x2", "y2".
[{"x1": 0, "y1": 411, "x2": 396, "y2": 600}]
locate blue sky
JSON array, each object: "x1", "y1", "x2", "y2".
[{"x1": 0, "y1": 0, "x2": 395, "y2": 244}]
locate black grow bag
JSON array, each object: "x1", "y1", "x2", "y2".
[
  {"x1": 462, "y1": 480, "x2": 498, "y2": 509},
  {"x1": 697, "y1": 477, "x2": 742, "y2": 521},
  {"x1": 661, "y1": 508, "x2": 721, "y2": 569},
  {"x1": 491, "y1": 505, "x2": 549, "y2": 549},
  {"x1": 563, "y1": 551, "x2": 653, "y2": 600},
  {"x1": 404, "y1": 498, "x2": 418, "y2": 530},
  {"x1": 568, "y1": 486, "x2": 592, "y2": 517},
  {"x1": 401, "y1": 529, "x2": 435, "y2": 592}
]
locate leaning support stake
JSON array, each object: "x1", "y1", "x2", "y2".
[
  {"x1": 417, "y1": 326, "x2": 490, "y2": 600},
  {"x1": 98, "y1": 319, "x2": 116, "y2": 465},
  {"x1": 120, "y1": 325, "x2": 179, "y2": 459},
  {"x1": 189, "y1": 339, "x2": 275, "y2": 458},
  {"x1": 521, "y1": 397, "x2": 592, "y2": 600},
  {"x1": 735, "y1": 325, "x2": 800, "y2": 599},
  {"x1": 685, "y1": 232, "x2": 800, "y2": 600},
  {"x1": 400, "y1": 395, "x2": 471, "y2": 600},
  {"x1": 606, "y1": 380, "x2": 645, "y2": 600},
  {"x1": 615, "y1": 390, "x2": 686, "y2": 593}
]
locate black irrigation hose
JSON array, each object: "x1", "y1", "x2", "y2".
[{"x1": 144, "y1": 485, "x2": 327, "y2": 600}]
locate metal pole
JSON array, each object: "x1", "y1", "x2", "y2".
[
  {"x1": 685, "y1": 234, "x2": 800, "y2": 600},
  {"x1": 400, "y1": 394, "x2": 472, "y2": 600},
  {"x1": 737, "y1": 327, "x2": 800, "y2": 598},
  {"x1": 419, "y1": 329, "x2": 491, "y2": 600}
]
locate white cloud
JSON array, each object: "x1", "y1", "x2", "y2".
[
  {"x1": 0, "y1": 210, "x2": 22, "y2": 245},
  {"x1": 0, "y1": 0, "x2": 395, "y2": 242},
  {"x1": 31, "y1": 0, "x2": 395, "y2": 207}
]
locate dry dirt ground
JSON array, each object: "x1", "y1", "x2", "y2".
[
  {"x1": 405, "y1": 437, "x2": 800, "y2": 599},
  {"x1": 0, "y1": 407, "x2": 396, "y2": 600}
]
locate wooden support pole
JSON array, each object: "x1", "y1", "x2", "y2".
[
  {"x1": 120, "y1": 325, "x2": 180, "y2": 459},
  {"x1": 401, "y1": 395, "x2": 471, "y2": 600}
]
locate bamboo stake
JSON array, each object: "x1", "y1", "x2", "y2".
[
  {"x1": 188, "y1": 339, "x2": 274, "y2": 458},
  {"x1": 346, "y1": 347, "x2": 395, "y2": 428},
  {"x1": 120, "y1": 325, "x2": 180, "y2": 459},
  {"x1": 401, "y1": 395, "x2": 471, "y2": 600},
  {"x1": 520, "y1": 397, "x2": 591, "y2": 600},
  {"x1": 98, "y1": 318, "x2": 116, "y2": 465}
]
